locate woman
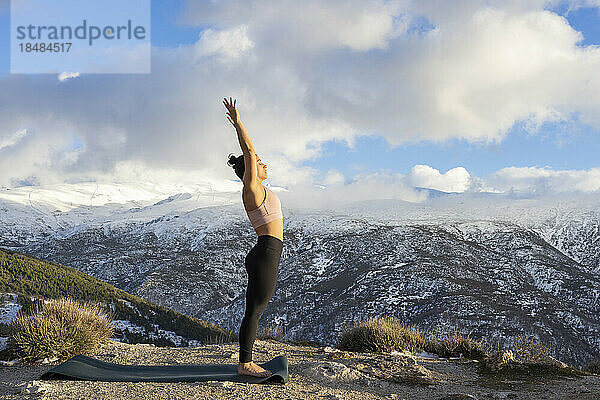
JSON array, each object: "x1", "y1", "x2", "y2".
[{"x1": 224, "y1": 97, "x2": 284, "y2": 378}]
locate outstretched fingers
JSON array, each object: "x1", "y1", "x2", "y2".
[{"x1": 222, "y1": 97, "x2": 237, "y2": 109}]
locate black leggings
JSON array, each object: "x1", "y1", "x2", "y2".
[{"x1": 239, "y1": 234, "x2": 283, "y2": 363}]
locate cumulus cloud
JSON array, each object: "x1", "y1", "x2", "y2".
[
  {"x1": 58, "y1": 72, "x2": 80, "y2": 82},
  {"x1": 193, "y1": 25, "x2": 254, "y2": 61},
  {"x1": 1, "y1": 0, "x2": 599, "y2": 192},
  {"x1": 269, "y1": 163, "x2": 600, "y2": 212},
  {"x1": 406, "y1": 165, "x2": 471, "y2": 192},
  {"x1": 181, "y1": 0, "x2": 411, "y2": 52}
]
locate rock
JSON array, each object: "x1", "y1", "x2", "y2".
[
  {"x1": 35, "y1": 356, "x2": 59, "y2": 364},
  {"x1": 538, "y1": 354, "x2": 569, "y2": 369},
  {"x1": 303, "y1": 361, "x2": 371, "y2": 383},
  {"x1": 328, "y1": 351, "x2": 353, "y2": 359},
  {"x1": 386, "y1": 352, "x2": 417, "y2": 366},
  {"x1": 349, "y1": 357, "x2": 439, "y2": 385},
  {"x1": 437, "y1": 394, "x2": 478, "y2": 400},
  {"x1": 21, "y1": 380, "x2": 49, "y2": 395},
  {"x1": 395, "y1": 364, "x2": 438, "y2": 385},
  {"x1": 0, "y1": 359, "x2": 20, "y2": 366},
  {"x1": 390, "y1": 350, "x2": 413, "y2": 357},
  {"x1": 322, "y1": 346, "x2": 340, "y2": 353}
]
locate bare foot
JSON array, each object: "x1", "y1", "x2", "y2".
[{"x1": 238, "y1": 361, "x2": 273, "y2": 378}]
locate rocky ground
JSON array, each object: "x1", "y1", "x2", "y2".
[{"x1": 1, "y1": 339, "x2": 599, "y2": 400}]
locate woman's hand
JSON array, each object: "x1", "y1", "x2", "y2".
[{"x1": 223, "y1": 97, "x2": 242, "y2": 127}]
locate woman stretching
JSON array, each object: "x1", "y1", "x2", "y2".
[{"x1": 224, "y1": 97, "x2": 284, "y2": 378}]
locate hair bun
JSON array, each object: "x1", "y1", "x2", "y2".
[
  {"x1": 227, "y1": 153, "x2": 237, "y2": 167},
  {"x1": 226, "y1": 153, "x2": 245, "y2": 180}
]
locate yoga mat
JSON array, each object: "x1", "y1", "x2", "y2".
[{"x1": 40, "y1": 354, "x2": 289, "y2": 384}]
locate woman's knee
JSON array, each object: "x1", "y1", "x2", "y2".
[{"x1": 245, "y1": 300, "x2": 268, "y2": 319}]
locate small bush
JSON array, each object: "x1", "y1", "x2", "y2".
[
  {"x1": 426, "y1": 328, "x2": 487, "y2": 360},
  {"x1": 477, "y1": 335, "x2": 588, "y2": 379},
  {"x1": 480, "y1": 349, "x2": 518, "y2": 373},
  {"x1": 582, "y1": 359, "x2": 600, "y2": 374},
  {"x1": 334, "y1": 315, "x2": 581, "y2": 379},
  {"x1": 511, "y1": 334, "x2": 550, "y2": 363},
  {"x1": 8, "y1": 297, "x2": 115, "y2": 363},
  {"x1": 337, "y1": 316, "x2": 428, "y2": 354}
]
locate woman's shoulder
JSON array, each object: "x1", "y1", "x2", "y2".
[{"x1": 242, "y1": 181, "x2": 264, "y2": 195}]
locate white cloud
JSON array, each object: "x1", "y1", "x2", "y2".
[
  {"x1": 0, "y1": 129, "x2": 28, "y2": 150},
  {"x1": 58, "y1": 72, "x2": 80, "y2": 82},
  {"x1": 0, "y1": 128, "x2": 84, "y2": 187},
  {"x1": 487, "y1": 166, "x2": 600, "y2": 194},
  {"x1": 181, "y1": 0, "x2": 410, "y2": 52},
  {"x1": 406, "y1": 165, "x2": 471, "y2": 192},
  {"x1": 281, "y1": 169, "x2": 427, "y2": 211},
  {"x1": 193, "y1": 25, "x2": 255, "y2": 61},
  {"x1": 179, "y1": 0, "x2": 600, "y2": 145},
  {"x1": 1, "y1": 0, "x2": 599, "y2": 189}
]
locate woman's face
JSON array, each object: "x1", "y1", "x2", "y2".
[{"x1": 256, "y1": 155, "x2": 267, "y2": 180}]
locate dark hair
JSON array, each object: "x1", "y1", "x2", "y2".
[{"x1": 227, "y1": 153, "x2": 245, "y2": 180}]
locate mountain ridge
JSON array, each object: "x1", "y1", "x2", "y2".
[{"x1": 1, "y1": 183, "x2": 599, "y2": 369}]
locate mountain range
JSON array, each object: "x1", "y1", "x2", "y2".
[{"x1": 1, "y1": 181, "x2": 599, "y2": 369}]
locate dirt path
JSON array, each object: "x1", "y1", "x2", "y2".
[{"x1": 1, "y1": 339, "x2": 598, "y2": 400}]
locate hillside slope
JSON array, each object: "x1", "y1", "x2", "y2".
[{"x1": 0, "y1": 248, "x2": 236, "y2": 347}]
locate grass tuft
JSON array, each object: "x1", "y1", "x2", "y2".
[
  {"x1": 426, "y1": 327, "x2": 488, "y2": 360},
  {"x1": 511, "y1": 334, "x2": 550, "y2": 363},
  {"x1": 8, "y1": 297, "x2": 115, "y2": 363},
  {"x1": 337, "y1": 316, "x2": 428, "y2": 354}
]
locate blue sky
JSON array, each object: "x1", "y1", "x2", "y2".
[
  {"x1": 302, "y1": 4, "x2": 600, "y2": 180},
  {"x1": 0, "y1": 1, "x2": 599, "y2": 196}
]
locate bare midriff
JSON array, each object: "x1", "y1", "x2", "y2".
[{"x1": 253, "y1": 219, "x2": 283, "y2": 242}]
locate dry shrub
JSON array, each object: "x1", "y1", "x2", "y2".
[
  {"x1": 429, "y1": 328, "x2": 487, "y2": 360},
  {"x1": 337, "y1": 316, "x2": 427, "y2": 354},
  {"x1": 512, "y1": 334, "x2": 550, "y2": 363},
  {"x1": 8, "y1": 297, "x2": 114, "y2": 363}
]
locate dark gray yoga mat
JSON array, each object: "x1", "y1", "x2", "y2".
[{"x1": 40, "y1": 354, "x2": 289, "y2": 384}]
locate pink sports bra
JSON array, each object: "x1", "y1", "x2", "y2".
[{"x1": 245, "y1": 186, "x2": 283, "y2": 229}]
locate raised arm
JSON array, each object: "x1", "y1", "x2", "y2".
[{"x1": 223, "y1": 97, "x2": 257, "y2": 186}]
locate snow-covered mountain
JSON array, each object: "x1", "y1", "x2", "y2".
[{"x1": 1, "y1": 182, "x2": 599, "y2": 369}]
